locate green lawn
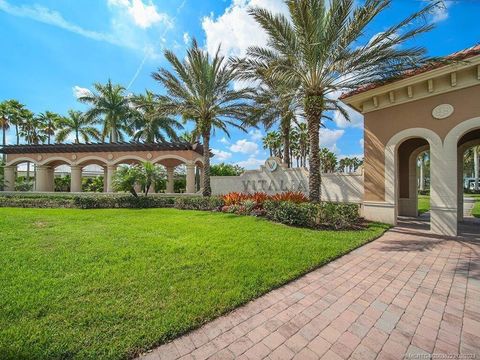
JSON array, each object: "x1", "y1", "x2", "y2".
[
  {"x1": 418, "y1": 194, "x2": 480, "y2": 217},
  {"x1": 0, "y1": 208, "x2": 388, "y2": 360}
]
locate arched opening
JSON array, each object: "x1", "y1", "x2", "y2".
[
  {"x1": 14, "y1": 161, "x2": 36, "y2": 191},
  {"x1": 396, "y1": 137, "x2": 430, "y2": 229},
  {"x1": 457, "y1": 127, "x2": 480, "y2": 232}
]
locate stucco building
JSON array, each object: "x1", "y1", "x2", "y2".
[
  {"x1": 2, "y1": 142, "x2": 205, "y2": 194},
  {"x1": 341, "y1": 45, "x2": 480, "y2": 236}
]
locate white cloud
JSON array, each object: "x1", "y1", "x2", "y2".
[
  {"x1": 108, "y1": 0, "x2": 171, "y2": 29},
  {"x1": 211, "y1": 148, "x2": 232, "y2": 161},
  {"x1": 72, "y1": 86, "x2": 92, "y2": 99},
  {"x1": 0, "y1": 0, "x2": 123, "y2": 46},
  {"x1": 202, "y1": 0, "x2": 288, "y2": 57},
  {"x1": 183, "y1": 32, "x2": 190, "y2": 45},
  {"x1": 319, "y1": 129, "x2": 344, "y2": 152},
  {"x1": 0, "y1": 0, "x2": 171, "y2": 58},
  {"x1": 359, "y1": 138, "x2": 364, "y2": 149},
  {"x1": 219, "y1": 137, "x2": 230, "y2": 145},
  {"x1": 249, "y1": 129, "x2": 263, "y2": 141},
  {"x1": 333, "y1": 103, "x2": 364, "y2": 129},
  {"x1": 230, "y1": 139, "x2": 259, "y2": 154},
  {"x1": 427, "y1": 0, "x2": 451, "y2": 23},
  {"x1": 236, "y1": 156, "x2": 265, "y2": 170}
]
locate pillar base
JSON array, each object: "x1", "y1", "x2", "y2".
[
  {"x1": 431, "y1": 207, "x2": 458, "y2": 236},
  {"x1": 362, "y1": 201, "x2": 396, "y2": 225}
]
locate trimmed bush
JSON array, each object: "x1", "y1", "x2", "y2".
[
  {"x1": 73, "y1": 195, "x2": 175, "y2": 209},
  {"x1": 0, "y1": 193, "x2": 176, "y2": 209},
  {"x1": 264, "y1": 200, "x2": 360, "y2": 230},
  {"x1": 174, "y1": 196, "x2": 224, "y2": 211}
]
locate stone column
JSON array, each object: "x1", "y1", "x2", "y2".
[
  {"x1": 103, "y1": 167, "x2": 107, "y2": 193},
  {"x1": 106, "y1": 165, "x2": 116, "y2": 193},
  {"x1": 35, "y1": 166, "x2": 52, "y2": 192},
  {"x1": 4, "y1": 166, "x2": 16, "y2": 191},
  {"x1": 47, "y1": 168, "x2": 55, "y2": 192},
  {"x1": 186, "y1": 163, "x2": 196, "y2": 194},
  {"x1": 199, "y1": 167, "x2": 204, "y2": 192},
  {"x1": 70, "y1": 166, "x2": 83, "y2": 193},
  {"x1": 166, "y1": 166, "x2": 175, "y2": 193}
]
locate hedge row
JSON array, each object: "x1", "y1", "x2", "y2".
[
  {"x1": 0, "y1": 193, "x2": 361, "y2": 230},
  {"x1": 0, "y1": 193, "x2": 176, "y2": 209}
]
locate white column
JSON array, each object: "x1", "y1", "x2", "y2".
[
  {"x1": 106, "y1": 165, "x2": 116, "y2": 193},
  {"x1": 166, "y1": 166, "x2": 175, "y2": 194},
  {"x1": 4, "y1": 166, "x2": 16, "y2": 191},
  {"x1": 186, "y1": 163, "x2": 196, "y2": 194},
  {"x1": 70, "y1": 166, "x2": 83, "y2": 193},
  {"x1": 47, "y1": 168, "x2": 55, "y2": 192}
]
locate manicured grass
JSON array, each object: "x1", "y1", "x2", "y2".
[
  {"x1": 418, "y1": 194, "x2": 480, "y2": 217},
  {"x1": 418, "y1": 195, "x2": 430, "y2": 214},
  {"x1": 0, "y1": 208, "x2": 388, "y2": 360}
]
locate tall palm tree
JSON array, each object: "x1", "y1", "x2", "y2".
[
  {"x1": 56, "y1": 110, "x2": 101, "y2": 144},
  {"x1": 263, "y1": 131, "x2": 282, "y2": 158},
  {"x1": 319, "y1": 148, "x2": 337, "y2": 173},
  {"x1": 232, "y1": 60, "x2": 299, "y2": 167},
  {"x1": 180, "y1": 131, "x2": 200, "y2": 144},
  {"x1": 152, "y1": 39, "x2": 253, "y2": 196},
  {"x1": 78, "y1": 80, "x2": 132, "y2": 143},
  {"x1": 0, "y1": 101, "x2": 11, "y2": 161},
  {"x1": 20, "y1": 111, "x2": 46, "y2": 145},
  {"x1": 2, "y1": 100, "x2": 26, "y2": 145},
  {"x1": 291, "y1": 123, "x2": 309, "y2": 167},
  {"x1": 247, "y1": 0, "x2": 438, "y2": 201},
  {"x1": 37, "y1": 111, "x2": 62, "y2": 144},
  {"x1": 131, "y1": 91, "x2": 183, "y2": 143}
]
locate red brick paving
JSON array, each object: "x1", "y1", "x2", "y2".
[{"x1": 138, "y1": 224, "x2": 480, "y2": 359}]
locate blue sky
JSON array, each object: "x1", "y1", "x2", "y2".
[{"x1": 0, "y1": 0, "x2": 479, "y2": 169}]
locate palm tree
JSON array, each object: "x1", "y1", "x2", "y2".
[
  {"x1": 20, "y1": 111, "x2": 46, "y2": 145},
  {"x1": 291, "y1": 123, "x2": 309, "y2": 167},
  {"x1": 248, "y1": 0, "x2": 438, "y2": 201},
  {"x1": 319, "y1": 148, "x2": 337, "y2": 173},
  {"x1": 232, "y1": 60, "x2": 299, "y2": 167},
  {"x1": 152, "y1": 39, "x2": 253, "y2": 196},
  {"x1": 263, "y1": 131, "x2": 282, "y2": 158},
  {"x1": 78, "y1": 80, "x2": 132, "y2": 142},
  {"x1": 131, "y1": 91, "x2": 183, "y2": 143},
  {"x1": 0, "y1": 101, "x2": 11, "y2": 161},
  {"x1": 1, "y1": 100, "x2": 26, "y2": 145},
  {"x1": 56, "y1": 110, "x2": 100, "y2": 143},
  {"x1": 180, "y1": 131, "x2": 200, "y2": 144},
  {"x1": 37, "y1": 111, "x2": 62, "y2": 144}
]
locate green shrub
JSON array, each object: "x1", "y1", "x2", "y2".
[
  {"x1": 315, "y1": 202, "x2": 360, "y2": 230},
  {"x1": 264, "y1": 201, "x2": 316, "y2": 228},
  {"x1": 0, "y1": 193, "x2": 176, "y2": 209},
  {"x1": 174, "y1": 196, "x2": 223, "y2": 211},
  {"x1": 264, "y1": 201, "x2": 360, "y2": 230}
]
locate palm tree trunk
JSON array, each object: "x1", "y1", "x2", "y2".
[
  {"x1": 305, "y1": 96, "x2": 322, "y2": 202},
  {"x1": 202, "y1": 130, "x2": 212, "y2": 196},
  {"x1": 282, "y1": 121, "x2": 290, "y2": 167},
  {"x1": 15, "y1": 124, "x2": 19, "y2": 145},
  {"x1": 2, "y1": 126, "x2": 6, "y2": 162}
]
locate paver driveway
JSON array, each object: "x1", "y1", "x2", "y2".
[{"x1": 139, "y1": 221, "x2": 480, "y2": 360}]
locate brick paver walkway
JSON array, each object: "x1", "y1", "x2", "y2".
[{"x1": 139, "y1": 222, "x2": 480, "y2": 360}]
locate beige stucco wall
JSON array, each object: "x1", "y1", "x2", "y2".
[
  {"x1": 211, "y1": 163, "x2": 363, "y2": 204},
  {"x1": 364, "y1": 84, "x2": 480, "y2": 202}
]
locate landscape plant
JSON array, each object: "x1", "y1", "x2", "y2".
[
  {"x1": 245, "y1": 0, "x2": 440, "y2": 201},
  {"x1": 152, "y1": 39, "x2": 253, "y2": 196}
]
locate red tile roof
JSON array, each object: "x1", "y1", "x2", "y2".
[{"x1": 340, "y1": 44, "x2": 480, "y2": 100}]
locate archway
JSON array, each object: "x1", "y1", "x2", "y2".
[
  {"x1": 457, "y1": 128, "x2": 480, "y2": 233},
  {"x1": 396, "y1": 137, "x2": 431, "y2": 229}
]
